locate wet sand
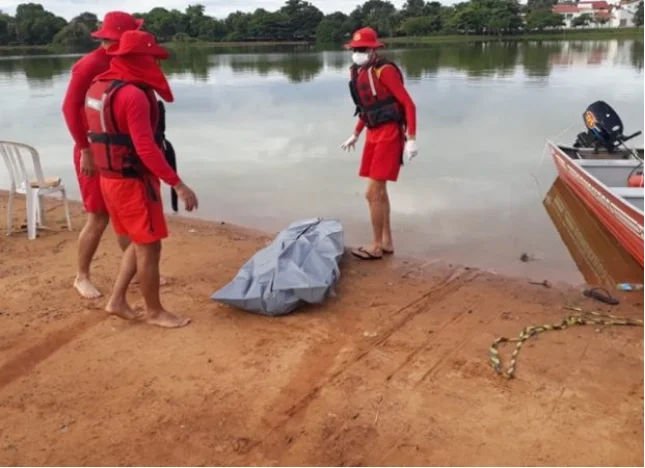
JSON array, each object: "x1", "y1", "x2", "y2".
[{"x1": 0, "y1": 191, "x2": 643, "y2": 466}]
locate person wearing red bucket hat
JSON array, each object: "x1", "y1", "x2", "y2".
[
  {"x1": 62, "y1": 11, "x2": 145, "y2": 300},
  {"x1": 84, "y1": 30, "x2": 198, "y2": 328},
  {"x1": 91, "y1": 11, "x2": 144, "y2": 42},
  {"x1": 343, "y1": 26, "x2": 385, "y2": 49},
  {"x1": 340, "y1": 26, "x2": 418, "y2": 261}
]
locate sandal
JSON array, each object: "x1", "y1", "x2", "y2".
[{"x1": 351, "y1": 247, "x2": 383, "y2": 261}]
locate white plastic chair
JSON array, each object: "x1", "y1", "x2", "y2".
[{"x1": 0, "y1": 140, "x2": 72, "y2": 240}]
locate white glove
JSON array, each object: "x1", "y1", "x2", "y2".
[
  {"x1": 404, "y1": 139, "x2": 418, "y2": 163},
  {"x1": 340, "y1": 134, "x2": 359, "y2": 151}
]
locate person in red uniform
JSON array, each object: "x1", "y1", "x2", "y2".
[
  {"x1": 85, "y1": 30, "x2": 198, "y2": 328},
  {"x1": 340, "y1": 27, "x2": 418, "y2": 260},
  {"x1": 62, "y1": 11, "x2": 146, "y2": 300}
]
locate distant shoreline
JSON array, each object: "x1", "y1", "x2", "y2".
[
  {"x1": 0, "y1": 27, "x2": 641, "y2": 54},
  {"x1": 385, "y1": 27, "x2": 643, "y2": 43}
]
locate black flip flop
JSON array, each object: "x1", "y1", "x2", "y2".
[
  {"x1": 383, "y1": 249, "x2": 394, "y2": 255},
  {"x1": 583, "y1": 287, "x2": 620, "y2": 305},
  {"x1": 351, "y1": 247, "x2": 383, "y2": 261}
]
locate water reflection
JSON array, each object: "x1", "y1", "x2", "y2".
[
  {"x1": 0, "y1": 55, "x2": 77, "y2": 87},
  {"x1": 228, "y1": 53, "x2": 324, "y2": 83},
  {"x1": 2, "y1": 40, "x2": 640, "y2": 85},
  {"x1": 630, "y1": 40, "x2": 643, "y2": 71},
  {"x1": 543, "y1": 177, "x2": 643, "y2": 289}
]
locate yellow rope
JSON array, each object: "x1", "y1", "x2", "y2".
[{"x1": 489, "y1": 307, "x2": 644, "y2": 379}]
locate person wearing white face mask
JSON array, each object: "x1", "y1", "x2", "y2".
[{"x1": 340, "y1": 27, "x2": 418, "y2": 261}]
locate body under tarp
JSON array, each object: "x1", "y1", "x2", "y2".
[{"x1": 211, "y1": 218, "x2": 345, "y2": 316}]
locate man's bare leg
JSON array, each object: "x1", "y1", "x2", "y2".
[
  {"x1": 117, "y1": 235, "x2": 167, "y2": 286},
  {"x1": 74, "y1": 213, "x2": 109, "y2": 299},
  {"x1": 134, "y1": 241, "x2": 190, "y2": 328},
  {"x1": 105, "y1": 244, "x2": 140, "y2": 320},
  {"x1": 353, "y1": 178, "x2": 387, "y2": 258},
  {"x1": 382, "y1": 186, "x2": 394, "y2": 254}
]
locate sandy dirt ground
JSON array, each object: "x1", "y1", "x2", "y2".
[{"x1": 0, "y1": 193, "x2": 643, "y2": 467}]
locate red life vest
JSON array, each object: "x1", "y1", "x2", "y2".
[
  {"x1": 85, "y1": 79, "x2": 159, "y2": 179},
  {"x1": 628, "y1": 170, "x2": 644, "y2": 188},
  {"x1": 349, "y1": 58, "x2": 405, "y2": 129}
]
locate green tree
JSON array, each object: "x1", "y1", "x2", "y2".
[
  {"x1": 368, "y1": 1, "x2": 399, "y2": 36},
  {"x1": 279, "y1": 0, "x2": 323, "y2": 39},
  {"x1": 489, "y1": 0, "x2": 523, "y2": 35},
  {"x1": 185, "y1": 4, "x2": 206, "y2": 37},
  {"x1": 248, "y1": 9, "x2": 291, "y2": 40},
  {"x1": 139, "y1": 7, "x2": 188, "y2": 41},
  {"x1": 571, "y1": 13, "x2": 592, "y2": 27},
  {"x1": 634, "y1": 0, "x2": 643, "y2": 26},
  {"x1": 349, "y1": 0, "x2": 399, "y2": 37},
  {"x1": 402, "y1": 0, "x2": 426, "y2": 17},
  {"x1": 423, "y1": 1, "x2": 443, "y2": 15},
  {"x1": 14, "y1": 3, "x2": 67, "y2": 45},
  {"x1": 526, "y1": 0, "x2": 557, "y2": 13},
  {"x1": 315, "y1": 12, "x2": 350, "y2": 43},
  {"x1": 525, "y1": 9, "x2": 564, "y2": 30},
  {"x1": 2, "y1": 0, "x2": 637, "y2": 47},
  {"x1": 72, "y1": 12, "x2": 99, "y2": 32},
  {"x1": 401, "y1": 16, "x2": 442, "y2": 35},
  {"x1": 53, "y1": 21, "x2": 92, "y2": 49},
  {"x1": 198, "y1": 17, "x2": 227, "y2": 41},
  {"x1": 592, "y1": 13, "x2": 610, "y2": 26},
  {"x1": 446, "y1": 0, "x2": 522, "y2": 35},
  {"x1": 52, "y1": 12, "x2": 98, "y2": 49},
  {"x1": 225, "y1": 11, "x2": 251, "y2": 41},
  {"x1": 0, "y1": 11, "x2": 16, "y2": 44}
]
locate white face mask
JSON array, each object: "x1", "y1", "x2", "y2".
[{"x1": 352, "y1": 52, "x2": 370, "y2": 67}]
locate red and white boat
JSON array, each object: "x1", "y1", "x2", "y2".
[
  {"x1": 547, "y1": 101, "x2": 644, "y2": 267},
  {"x1": 548, "y1": 143, "x2": 644, "y2": 267}
]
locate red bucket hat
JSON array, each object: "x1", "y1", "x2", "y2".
[
  {"x1": 91, "y1": 11, "x2": 143, "y2": 42},
  {"x1": 344, "y1": 27, "x2": 385, "y2": 49},
  {"x1": 105, "y1": 30, "x2": 169, "y2": 60}
]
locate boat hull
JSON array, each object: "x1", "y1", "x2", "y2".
[{"x1": 548, "y1": 142, "x2": 644, "y2": 267}]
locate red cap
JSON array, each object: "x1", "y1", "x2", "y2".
[
  {"x1": 105, "y1": 30, "x2": 169, "y2": 59},
  {"x1": 92, "y1": 11, "x2": 144, "y2": 41},
  {"x1": 344, "y1": 27, "x2": 385, "y2": 49}
]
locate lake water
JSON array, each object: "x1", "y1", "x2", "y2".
[{"x1": 0, "y1": 40, "x2": 643, "y2": 284}]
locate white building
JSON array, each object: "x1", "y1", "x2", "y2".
[
  {"x1": 610, "y1": 0, "x2": 640, "y2": 27},
  {"x1": 553, "y1": 0, "x2": 639, "y2": 28}
]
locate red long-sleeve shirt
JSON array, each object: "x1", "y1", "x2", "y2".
[
  {"x1": 354, "y1": 63, "x2": 417, "y2": 139},
  {"x1": 110, "y1": 85, "x2": 180, "y2": 187},
  {"x1": 62, "y1": 48, "x2": 111, "y2": 151}
]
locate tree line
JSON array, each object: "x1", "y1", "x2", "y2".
[{"x1": 0, "y1": 0, "x2": 643, "y2": 48}]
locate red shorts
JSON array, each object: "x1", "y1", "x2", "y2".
[
  {"x1": 100, "y1": 176, "x2": 168, "y2": 244},
  {"x1": 359, "y1": 125, "x2": 404, "y2": 182},
  {"x1": 74, "y1": 147, "x2": 107, "y2": 214}
]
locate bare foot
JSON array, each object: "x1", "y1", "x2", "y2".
[
  {"x1": 143, "y1": 309, "x2": 191, "y2": 329},
  {"x1": 74, "y1": 276, "x2": 102, "y2": 299},
  {"x1": 105, "y1": 299, "x2": 141, "y2": 321}
]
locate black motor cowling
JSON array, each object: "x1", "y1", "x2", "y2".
[{"x1": 573, "y1": 100, "x2": 641, "y2": 153}]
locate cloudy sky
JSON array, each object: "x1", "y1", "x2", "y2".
[{"x1": 1, "y1": 0, "x2": 419, "y2": 20}]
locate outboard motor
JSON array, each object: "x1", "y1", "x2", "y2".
[{"x1": 573, "y1": 100, "x2": 642, "y2": 153}]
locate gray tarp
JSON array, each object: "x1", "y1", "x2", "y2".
[{"x1": 211, "y1": 217, "x2": 345, "y2": 316}]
